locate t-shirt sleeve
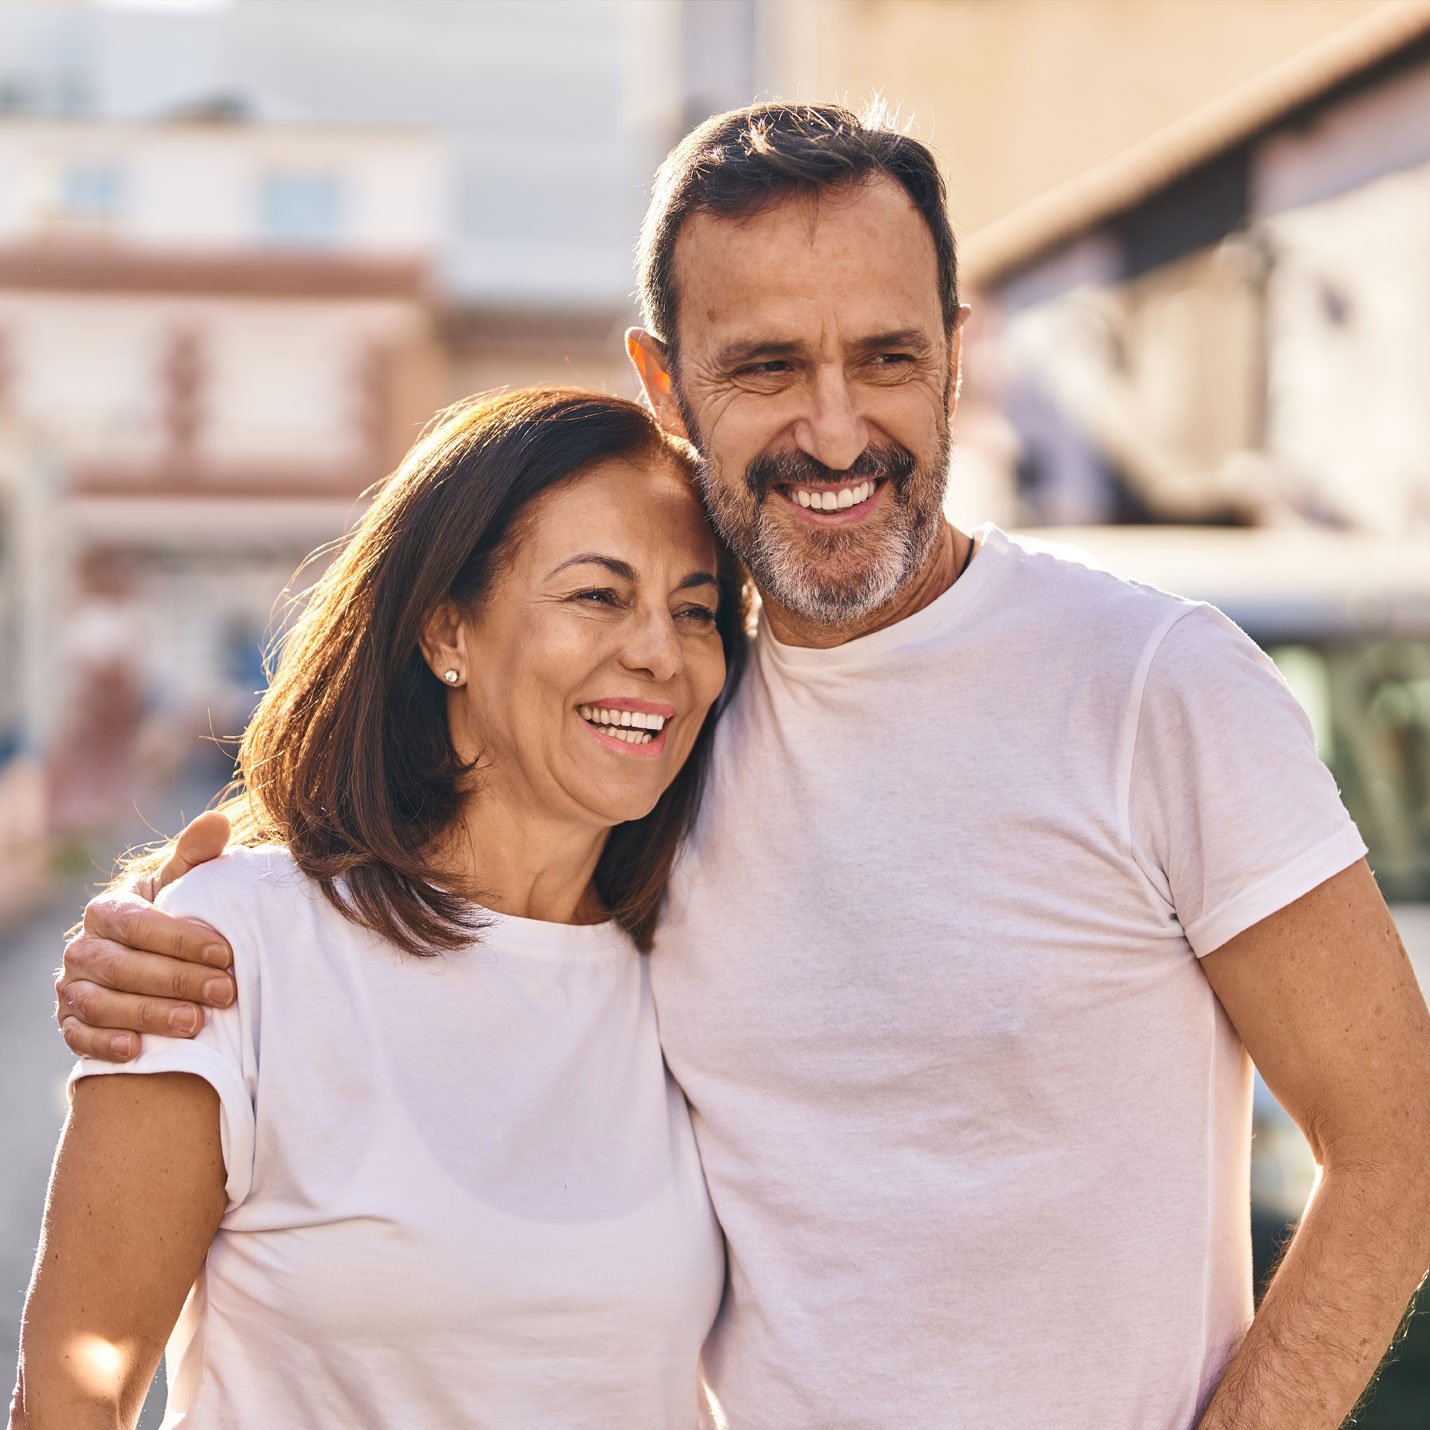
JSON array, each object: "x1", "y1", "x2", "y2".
[
  {"x1": 1127, "y1": 603, "x2": 1367, "y2": 957},
  {"x1": 68, "y1": 858, "x2": 261, "y2": 1211}
]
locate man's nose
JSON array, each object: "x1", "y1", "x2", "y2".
[
  {"x1": 619, "y1": 608, "x2": 681, "y2": 684},
  {"x1": 794, "y1": 369, "x2": 868, "y2": 473}
]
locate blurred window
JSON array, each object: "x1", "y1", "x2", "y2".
[
  {"x1": 61, "y1": 161, "x2": 123, "y2": 221},
  {"x1": 258, "y1": 172, "x2": 342, "y2": 248},
  {"x1": 1270, "y1": 641, "x2": 1430, "y2": 903}
]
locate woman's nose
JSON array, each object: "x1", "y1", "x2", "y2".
[{"x1": 618, "y1": 609, "x2": 682, "y2": 683}]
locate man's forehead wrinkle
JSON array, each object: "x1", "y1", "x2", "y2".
[
  {"x1": 678, "y1": 177, "x2": 916, "y2": 279},
  {"x1": 673, "y1": 179, "x2": 943, "y2": 358}
]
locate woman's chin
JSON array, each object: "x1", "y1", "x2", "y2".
[
  {"x1": 568, "y1": 772, "x2": 666, "y2": 830},
  {"x1": 597, "y1": 789, "x2": 664, "y2": 828}
]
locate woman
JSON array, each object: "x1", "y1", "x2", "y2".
[{"x1": 12, "y1": 387, "x2": 747, "y2": 1429}]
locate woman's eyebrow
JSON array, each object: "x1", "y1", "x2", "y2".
[
  {"x1": 546, "y1": 555, "x2": 718, "y2": 593},
  {"x1": 546, "y1": 554, "x2": 637, "y2": 581}
]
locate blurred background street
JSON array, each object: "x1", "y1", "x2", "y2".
[
  {"x1": 2, "y1": 0, "x2": 1429, "y2": 1424},
  {"x1": 2, "y1": 770, "x2": 213, "y2": 1428}
]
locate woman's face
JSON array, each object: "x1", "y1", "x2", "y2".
[{"x1": 441, "y1": 453, "x2": 728, "y2": 831}]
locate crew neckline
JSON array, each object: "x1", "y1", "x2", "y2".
[
  {"x1": 218, "y1": 845, "x2": 633, "y2": 960},
  {"x1": 758, "y1": 522, "x2": 1010, "y2": 673},
  {"x1": 477, "y1": 906, "x2": 631, "y2": 958}
]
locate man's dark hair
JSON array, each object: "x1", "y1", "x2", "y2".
[{"x1": 637, "y1": 100, "x2": 959, "y2": 355}]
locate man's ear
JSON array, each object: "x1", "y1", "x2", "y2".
[
  {"x1": 947, "y1": 303, "x2": 973, "y2": 418},
  {"x1": 626, "y1": 328, "x2": 689, "y2": 440}
]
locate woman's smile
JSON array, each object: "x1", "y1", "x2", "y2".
[{"x1": 577, "y1": 698, "x2": 679, "y2": 757}]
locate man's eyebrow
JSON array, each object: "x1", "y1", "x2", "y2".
[
  {"x1": 715, "y1": 329, "x2": 933, "y2": 368},
  {"x1": 853, "y1": 327, "x2": 934, "y2": 355},
  {"x1": 715, "y1": 338, "x2": 806, "y2": 369},
  {"x1": 546, "y1": 554, "x2": 638, "y2": 582}
]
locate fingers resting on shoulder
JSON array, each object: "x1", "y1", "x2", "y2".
[{"x1": 56, "y1": 837, "x2": 237, "y2": 1063}]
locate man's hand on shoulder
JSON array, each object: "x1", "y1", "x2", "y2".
[{"x1": 56, "y1": 811, "x2": 237, "y2": 1062}]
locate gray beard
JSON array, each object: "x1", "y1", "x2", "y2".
[{"x1": 693, "y1": 435, "x2": 950, "y2": 625}]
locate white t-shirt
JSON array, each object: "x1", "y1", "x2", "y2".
[
  {"x1": 74, "y1": 846, "x2": 724, "y2": 1429},
  {"x1": 650, "y1": 525, "x2": 1366, "y2": 1430}
]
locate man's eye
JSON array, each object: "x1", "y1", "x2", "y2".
[
  {"x1": 738, "y1": 361, "x2": 792, "y2": 378},
  {"x1": 873, "y1": 352, "x2": 913, "y2": 366}
]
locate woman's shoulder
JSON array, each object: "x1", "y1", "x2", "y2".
[{"x1": 155, "y1": 843, "x2": 314, "y2": 930}]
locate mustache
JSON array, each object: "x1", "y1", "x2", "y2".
[{"x1": 744, "y1": 444, "x2": 917, "y2": 501}]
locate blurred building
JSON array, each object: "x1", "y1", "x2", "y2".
[
  {"x1": 0, "y1": 0, "x2": 761, "y2": 398},
  {"x1": 0, "y1": 0, "x2": 761, "y2": 900},
  {"x1": 0, "y1": 417, "x2": 57, "y2": 921},
  {"x1": 962, "y1": 4, "x2": 1430, "y2": 531},
  {"x1": 766, "y1": 0, "x2": 1394, "y2": 239},
  {"x1": 0, "y1": 113, "x2": 447, "y2": 849}
]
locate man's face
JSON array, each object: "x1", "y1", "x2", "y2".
[{"x1": 650, "y1": 177, "x2": 959, "y2": 626}]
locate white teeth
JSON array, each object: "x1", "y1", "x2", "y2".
[
  {"x1": 608, "y1": 727, "x2": 653, "y2": 745},
  {"x1": 790, "y1": 481, "x2": 875, "y2": 512},
  {"x1": 580, "y1": 706, "x2": 667, "y2": 736}
]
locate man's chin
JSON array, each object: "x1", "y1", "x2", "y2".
[{"x1": 757, "y1": 555, "x2": 907, "y2": 625}]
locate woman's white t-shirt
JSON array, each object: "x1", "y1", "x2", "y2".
[{"x1": 73, "y1": 845, "x2": 724, "y2": 1429}]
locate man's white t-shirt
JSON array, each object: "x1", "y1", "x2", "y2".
[
  {"x1": 74, "y1": 846, "x2": 724, "y2": 1429},
  {"x1": 650, "y1": 525, "x2": 1366, "y2": 1429}
]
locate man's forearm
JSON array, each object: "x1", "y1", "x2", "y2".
[{"x1": 1197, "y1": 1154, "x2": 1430, "y2": 1429}]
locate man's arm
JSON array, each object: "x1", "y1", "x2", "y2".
[
  {"x1": 56, "y1": 814, "x2": 236, "y2": 1062},
  {"x1": 9, "y1": 1073, "x2": 227, "y2": 1429},
  {"x1": 1196, "y1": 858, "x2": 1430, "y2": 1429}
]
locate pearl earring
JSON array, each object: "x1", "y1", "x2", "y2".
[{"x1": 443, "y1": 669, "x2": 460, "y2": 685}]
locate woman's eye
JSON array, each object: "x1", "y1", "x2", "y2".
[
  {"x1": 572, "y1": 588, "x2": 620, "y2": 607},
  {"x1": 678, "y1": 605, "x2": 719, "y2": 625}
]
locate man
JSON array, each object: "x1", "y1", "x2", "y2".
[{"x1": 55, "y1": 103, "x2": 1430, "y2": 1428}]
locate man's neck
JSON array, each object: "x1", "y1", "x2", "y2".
[{"x1": 761, "y1": 521, "x2": 973, "y2": 650}]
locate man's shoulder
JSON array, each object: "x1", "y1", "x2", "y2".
[
  {"x1": 982, "y1": 528, "x2": 1203, "y2": 666},
  {"x1": 1001, "y1": 529, "x2": 1196, "y2": 620}
]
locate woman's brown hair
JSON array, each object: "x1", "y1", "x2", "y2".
[{"x1": 128, "y1": 386, "x2": 747, "y2": 953}]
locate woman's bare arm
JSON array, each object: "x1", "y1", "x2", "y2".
[{"x1": 9, "y1": 1073, "x2": 227, "y2": 1430}]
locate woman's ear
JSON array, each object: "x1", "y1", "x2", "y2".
[{"x1": 419, "y1": 601, "x2": 467, "y2": 683}]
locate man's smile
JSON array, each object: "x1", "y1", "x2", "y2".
[{"x1": 778, "y1": 478, "x2": 887, "y2": 524}]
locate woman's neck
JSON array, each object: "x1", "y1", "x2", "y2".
[{"x1": 431, "y1": 793, "x2": 609, "y2": 926}]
